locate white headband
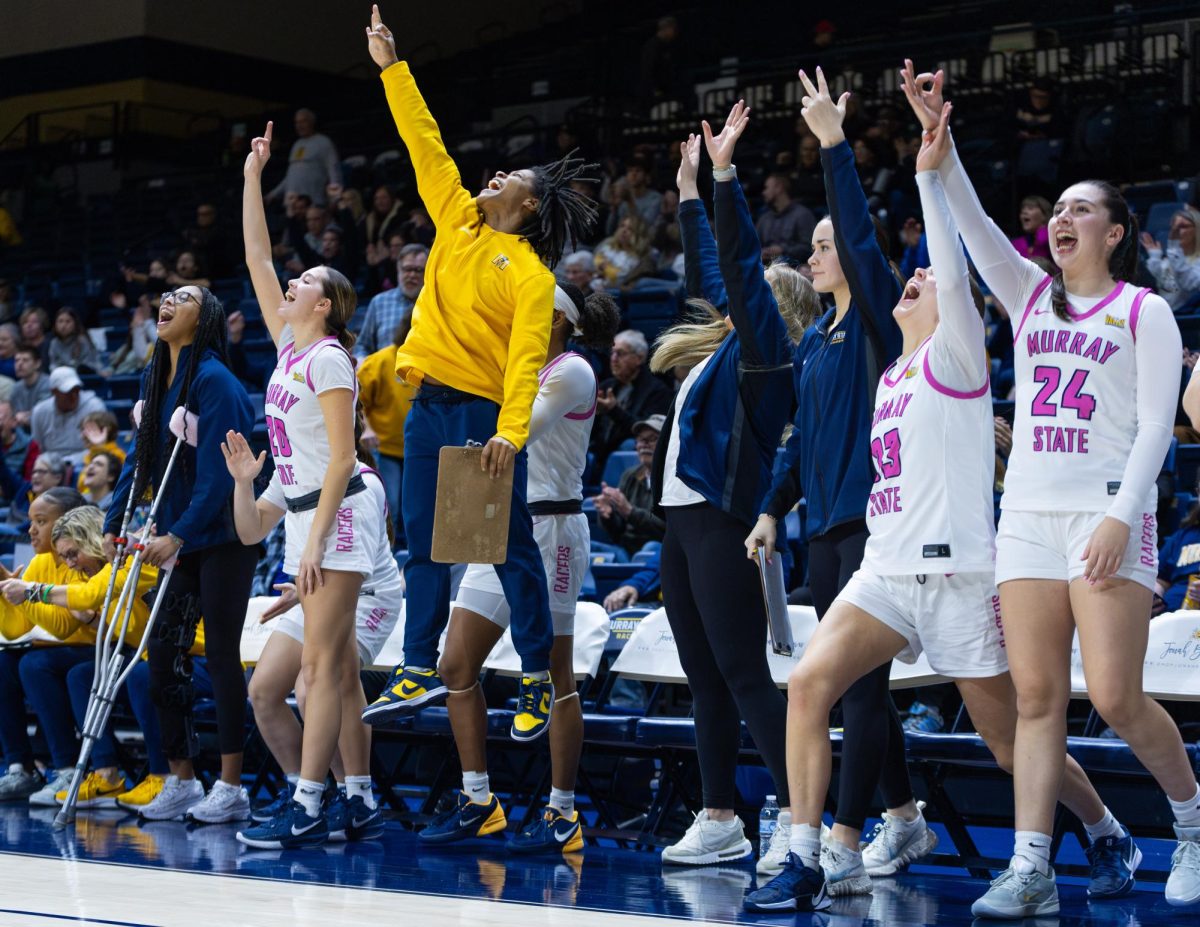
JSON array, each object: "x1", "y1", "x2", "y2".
[{"x1": 554, "y1": 285, "x2": 582, "y2": 334}]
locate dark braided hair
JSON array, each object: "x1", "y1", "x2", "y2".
[
  {"x1": 132, "y1": 287, "x2": 230, "y2": 502},
  {"x1": 516, "y1": 150, "x2": 600, "y2": 269},
  {"x1": 1050, "y1": 180, "x2": 1138, "y2": 322}
]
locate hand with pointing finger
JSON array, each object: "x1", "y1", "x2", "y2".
[
  {"x1": 244, "y1": 122, "x2": 273, "y2": 178},
  {"x1": 366, "y1": 4, "x2": 399, "y2": 71}
]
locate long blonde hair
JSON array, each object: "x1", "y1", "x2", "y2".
[
  {"x1": 650, "y1": 265, "x2": 820, "y2": 372},
  {"x1": 50, "y1": 505, "x2": 105, "y2": 562}
]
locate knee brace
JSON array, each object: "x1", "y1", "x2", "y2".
[{"x1": 156, "y1": 589, "x2": 201, "y2": 651}]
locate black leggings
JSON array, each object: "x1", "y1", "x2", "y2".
[
  {"x1": 809, "y1": 519, "x2": 913, "y2": 830},
  {"x1": 661, "y1": 503, "x2": 790, "y2": 808},
  {"x1": 148, "y1": 540, "x2": 257, "y2": 760}
]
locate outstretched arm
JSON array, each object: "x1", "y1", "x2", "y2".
[
  {"x1": 705, "y1": 100, "x2": 791, "y2": 369},
  {"x1": 242, "y1": 121, "x2": 287, "y2": 346},
  {"x1": 676, "y1": 133, "x2": 727, "y2": 308},
  {"x1": 367, "y1": 5, "x2": 475, "y2": 231}
]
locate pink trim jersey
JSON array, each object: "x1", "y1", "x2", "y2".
[
  {"x1": 526, "y1": 352, "x2": 597, "y2": 503},
  {"x1": 264, "y1": 327, "x2": 358, "y2": 496}
]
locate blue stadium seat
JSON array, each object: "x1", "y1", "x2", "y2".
[
  {"x1": 238, "y1": 297, "x2": 264, "y2": 321},
  {"x1": 588, "y1": 562, "x2": 642, "y2": 600},
  {"x1": 1177, "y1": 444, "x2": 1200, "y2": 490},
  {"x1": 107, "y1": 375, "x2": 142, "y2": 401},
  {"x1": 601, "y1": 450, "x2": 639, "y2": 488},
  {"x1": 1146, "y1": 201, "x2": 1181, "y2": 247}
]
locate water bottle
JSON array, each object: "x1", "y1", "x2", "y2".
[{"x1": 759, "y1": 795, "x2": 780, "y2": 858}]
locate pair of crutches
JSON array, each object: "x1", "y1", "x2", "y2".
[{"x1": 55, "y1": 405, "x2": 199, "y2": 828}]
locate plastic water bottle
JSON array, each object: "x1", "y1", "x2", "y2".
[{"x1": 759, "y1": 795, "x2": 780, "y2": 858}]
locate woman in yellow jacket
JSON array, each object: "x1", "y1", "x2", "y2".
[
  {"x1": 0, "y1": 488, "x2": 89, "y2": 803},
  {"x1": 362, "y1": 6, "x2": 600, "y2": 744},
  {"x1": 2, "y1": 505, "x2": 163, "y2": 809}
]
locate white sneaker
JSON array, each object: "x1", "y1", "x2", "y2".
[
  {"x1": 1167, "y1": 823, "x2": 1200, "y2": 906},
  {"x1": 28, "y1": 768, "x2": 74, "y2": 807},
  {"x1": 861, "y1": 804, "x2": 939, "y2": 876},
  {"x1": 821, "y1": 840, "x2": 873, "y2": 896},
  {"x1": 187, "y1": 780, "x2": 251, "y2": 824},
  {"x1": 139, "y1": 775, "x2": 204, "y2": 821},
  {"x1": 756, "y1": 817, "x2": 792, "y2": 877},
  {"x1": 661, "y1": 810, "x2": 752, "y2": 866},
  {"x1": 0, "y1": 764, "x2": 42, "y2": 802}
]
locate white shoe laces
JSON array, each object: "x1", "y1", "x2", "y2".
[
  {"x1": 1173, "y1": 838, "x2": 1200, "y2": 870},
  {"x1": 674, "y1": 811, "x2": 736, "y2": 852},
  {"x1": 765, "y1": 820, "x2": 790, "y2": 858},
  {"x1": 864, "y1": 813, "x2": 912, "y2": 858}
]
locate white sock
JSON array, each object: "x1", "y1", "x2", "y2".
[
  {"x1": 407, "y1": 665, "x2": 433, "y2": 674},
  {"x1": 548, "y1": 788, "x2": 574, "y2": 817},
  {"x1": 826, "y1": 839, "x2": 861, "y2": 862},
  {"x1": 788, "y1": 823, "x2": 822, "y2": 870},
  {"x1": 778, "y1": 809, "x2": 792, "y2": 829},
  {"x1": 463, "y1": 770, "x2": 490, "y2": 804},
  {"x1": 345, "y1": 775, "x2": 376, "y2": 810},
  {"x1": 285, "y1": 773, "x2": 300, "y2": 788},
  {"x1": 526, "y1": 670, "x2": 550, "y2": 682},
  {"x1": 1012, "y1": 830, "x2": 1053, "y2": 876},
  {"x1": 294, "y1": 778, "x2": 324, "y2": 818},
  {"x1": 1169, "y1": 783, "x2": 1200, "y2": 827},
  {"x1": 335, "y1": 780, "x2": 346, "y2": 794},
  {"x1": 1083, "y1": 806, "x2": 1124, "y2": 842},
  {"x1": 893, "y1": 806, "x2": 923, "y2": 829}
]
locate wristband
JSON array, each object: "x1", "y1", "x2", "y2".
[
  {"x1": 24, "y1": 584, "x2": 39, "y2": 604},
  {"x1": 712, "y1": 164, "x2": 737, "y2": 182},
  {"x1": 41, "y1": 584, "x2": 52, "y2": 604},
  {"x1": 168, "y1": 533, "x2": 184, "y2": 549}
]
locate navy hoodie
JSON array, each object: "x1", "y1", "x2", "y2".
[{"x1": 761, "y1": 140, "x2": 903, "y2": 536}]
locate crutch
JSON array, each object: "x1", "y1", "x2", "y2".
[{"x1": 55, "y1": 406, "x2": 199, "y2": 828}]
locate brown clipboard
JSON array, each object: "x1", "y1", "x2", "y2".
[{"x1": 431, "y1": 445, "x2": 512, "y2": 564}]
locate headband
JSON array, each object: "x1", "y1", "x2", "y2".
[{"x1": 554, "y1": 284, "x2": 585, "y2": 335}]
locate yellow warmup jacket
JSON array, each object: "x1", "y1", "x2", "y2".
[
  {"x1": 64, "y1": 561, "x2": 158, "y2": 646},
  {"x1": 0, "y1": 553, "x2": 88, "y2": 644},
  {"x1": 357, "y1": 344, "x2": 415, "y2": 459},
  {"x1": 380, "y1": 61, "x2": 555, "y2": 451}
]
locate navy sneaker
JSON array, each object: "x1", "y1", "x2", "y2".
[
  {"x1": 325, "y1": 789, "x2": 350, "y2": 842},
  {"x1": 511, "y1": 675, "x2": 553, "y2": 742},
  {"x1": 419, "y1": 791, "x2": 507, "y2": 844},
  {"x1": 744, "y1": 852, "x2": 832, "y2": 913},
  {"x1": 362, "y1": 665, "x2": 448, "y2": 725},
  {"x1": 250, "y1": 784, "x2": 293, "y2": 824},
  {"x1": 1086, "y1": 826, "x2": 1142, "y2": 898},
  {"x1": 506, "y1": 805, "x2": 583, "y2": 855},
  {"x1": 236, "y1": 801, "x2": 329, "y2": 850},
  {"x1": 343, "y1": 794, "x2": 384, "y2": 841}
]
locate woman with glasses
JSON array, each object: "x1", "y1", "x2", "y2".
[
  {"x1": 3, "y1": 451, "x2": 66, "y2": 530},
  {"x1": 104, "y1": 284, "x2": 257, "y2": 825}
]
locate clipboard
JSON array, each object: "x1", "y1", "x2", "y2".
[
  {"x1": 431, "y1": 445, "x2": 512, "y2": 564},
  {"x1": 755, "y1": 546, "x2": 794, "y2": 656}
]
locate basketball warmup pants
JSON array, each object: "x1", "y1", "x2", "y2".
[
  {"x1": 809, "y1": 519, "x2": 914, "y2": 831},
  {"x1": 401, "y1": 385, "x2": 553, "y2": 674}
]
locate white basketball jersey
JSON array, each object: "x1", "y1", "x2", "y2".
[
  {"x1": 264, "y1": 330, "x2": 357, "y2": 496},
  {"x1": 862, "y1": 334, "x2": 996, "y2": 575},
  {"x1": 1004, "y1": 278, "x2": 1154, "y2": 515},
  {"x1": 527, "y1": 352, "x2": 596, "y2": 503}
]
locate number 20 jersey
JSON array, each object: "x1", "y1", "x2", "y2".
[
  {"x1": 863, "y1": 333, "x2": 996, "y2": 576},
  {"x1": 1005, "y1": 278, "x2": 1154, "y2": 517}
]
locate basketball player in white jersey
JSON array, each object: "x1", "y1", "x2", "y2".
[
  {"x1": 243, "y1": 122, "x2": 368, "y2": 846},
  {"x1": 747, "y1": 102, "x2": 1124, "y2": 915},
  {"x1": 219, "y1": 426, "x2": 401, "y2": 848},
  {"x1": 900, "y1": 62, "x2": 1200, "y2": 916},
  {"x1": 418, "y1": 283, "x2": 620, "y2": 851}
]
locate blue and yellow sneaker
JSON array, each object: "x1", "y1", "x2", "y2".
[
  {"x1": 235, "y1": 800, "x2": 329, "y2": 850},
  {"x1": 507, "y1": 805, "x2": 583, "y2": 854},
  {"x1": 419, "y1": 791, "x2": 507, "y2": 844},
  {"x1": 511, "y1": 675, "x2": 554, "y2": 742},
  {"x1": 1086, "y1": 825, "x2": 1142, "y2": 898},
  {"x1": 744, "y1": 852, "x2": 832, "y2": 913},
  {"x1": 250, "y1": 783, "x2": 292, "y2": 824},
  {"x1": 361, "y1": 665, "x2": 448, "y2": 725}
]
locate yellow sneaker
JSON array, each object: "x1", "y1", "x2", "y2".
[
  {"x1": 511, "y1": 675, "x2": 554, "y2": 742},
  {"x1": 59, "y1": 770, "x2": 127, "y2": 808},
  {"x1": 115, "y1": 774, "x2": 165, "y2": 810}
]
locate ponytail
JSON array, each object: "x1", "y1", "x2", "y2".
[
  {"x1": 650, "y1": 300, "x2": 729, "y2": 373},
  {"x1": 317, "y1": 266, "x2": 358, "y2": 354},
  {"x1": 1051, "y1": 180, "x2": 1137, "y2": 322}
]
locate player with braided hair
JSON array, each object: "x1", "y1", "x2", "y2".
[
  {"x1": 361, "y1": 5, "x2": 600, "y2": 742},
  {"x1": 104, "y1": 285, "x2": 258, "y2": 824}
]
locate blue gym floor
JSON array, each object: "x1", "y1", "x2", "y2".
[{"x1": 0, "y1": 803, "x2": 1187, "y2": 926}]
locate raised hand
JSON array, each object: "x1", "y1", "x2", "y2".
[
  {"x1": 900, "y1": 59, "x2": 945, "y2": 132},
  {"x1": 676, "y1": 133, "x2": 701, "y2": 198},
  {"x1": 702, "y1": 99, "x2": 751, "y2": 170},
  {"x1": 244, "y1": 121, "x2": 273, "y2": 178},
  {"x1": 365, "y1": 4, "x2": 399, "y2": 71},
  {"x1": 1140, "y1": 231, "x2": 1162, "y2": 254},
  {"x1": 798, "y1": 68, "x2": 849, "y2": 148},
  {"x1": 915, "y1": 101, "x2": 953, "y2": 174},
  {"x1": 221, "y1": 430, "x2": 266, "y2": 483}
]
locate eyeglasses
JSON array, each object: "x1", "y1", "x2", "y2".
[
  {"x1": 31, "y1": 467, "x2": 53, "y2": 476},
  {"x1": 399, "y1": 265, "x2": 425, "y2": 275},
  {"x1": 160, "y1": 290, "x2": 198, "y2": 307},
  {"x1": 635, "y1": 436, "x2": 658, "y2": 447},
  {"x1": 58, "y1": 547, "x2": 82, "y2": 564}
]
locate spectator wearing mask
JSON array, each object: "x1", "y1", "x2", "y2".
[
  {"x1": 1011, "y1": 195, "x2": 1052, "y2": 261},
  {"x1": 19, "y1": 307, "x2": 50, "y2": 366},
  {"x1": 0, "y1": 400, "x2": 36, "y2": 487},
  {"x1": 30, "y1": 367, "x2": 106, "y2": 460},
  {"x1": 593, "y1": 414, "x2": 666, "y2": 557},
  {"x1": 80, "y1": 450, "x2": 121, "y2": 511},
  {"x1": 1143, "y1": 207, "x2": 1200, "y2": 313},
  {"x1": 757, "y1": 172, "x2": 817, "y2": 263},
  {"x1": 355, "y1": 243, "x2": 427, "y2": 358},
  {"x1": 265, "y1": 108, "x2": 342, "y2": 207},
  {"x1": 0, "y1": 322, "x2": 18, "y2": 378},
  {"x1": 10, "y1": 346, "x2": 51, "y2": 426},
  {"x1": 590, "y1": 329, "x2": 672, "y2": 469},
  {"x1": 48, "y1": 306, "x2": 100, "y2": 373}
]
